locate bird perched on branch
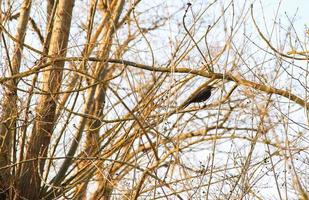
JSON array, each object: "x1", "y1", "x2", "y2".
[{"x1": 181, "y1": 85, "x2": 215, "y2": 108}]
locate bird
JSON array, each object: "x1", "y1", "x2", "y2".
[{"x1": 181, "y1": 85, "x2": 214, "y2": 108}]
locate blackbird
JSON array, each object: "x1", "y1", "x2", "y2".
[{"x1": 182, "y1": 85, "x2": 214, "y2": 108}]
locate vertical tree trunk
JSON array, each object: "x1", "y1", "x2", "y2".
[
  {"x1": 0, "y1": 0, "x2": 32, "y2": 198},
  {"x1": 17, "y1": 0, "x2": 75, "y2": 199},
  {"x1": 74, "y1": 0, "x2": 125, "y2": 198}
]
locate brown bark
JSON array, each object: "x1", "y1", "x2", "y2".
[
  {"x1": 0, "y1": 0, "x2": 32, "y2": 198},
  {"x1": 73, "y1": 1, "x2": 125, "y2": 198},
  {"x1": 17, "y1": 0, "x2": 75, "y2": 199}
]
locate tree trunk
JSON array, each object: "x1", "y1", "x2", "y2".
[
  {"x1": 0, "y1": 0, "x2": 32, "y2": 198},
  {"x1": 17, "y1": 0, "x2": 75, "y2": 199}
]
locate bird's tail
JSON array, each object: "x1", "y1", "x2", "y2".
[{"x1": 180, "y1": 100, "x2": 190, "y2": 109}]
